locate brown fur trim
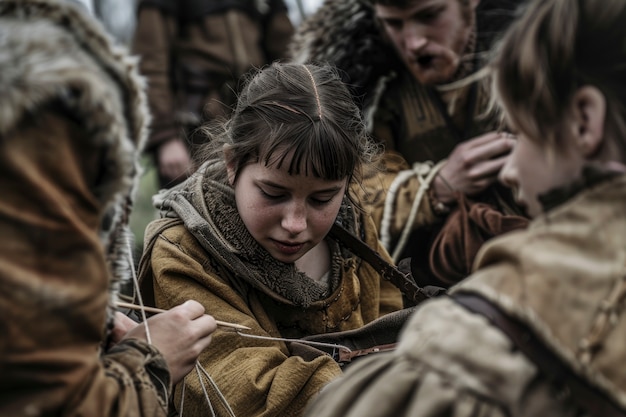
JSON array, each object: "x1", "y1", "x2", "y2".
[{"x1": 0, "y1": 0, "x2": 150, "y2": 332}]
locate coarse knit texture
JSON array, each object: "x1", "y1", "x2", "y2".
[
  {"x1": 304, "y1": 173, "x2": 626, "y2": 417},
  {"x1": 0, "y1": 0, "x2": 171, "y2": 416},
  {"x1": 138, "y1": 165, "x2": 404, "y2": 417},
  {"x1": 289, "y1": 0, "x2": 523, "y2": 257}
]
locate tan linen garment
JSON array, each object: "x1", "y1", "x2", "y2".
[{"x1": 304, "y1": 174, "x2": 626, "y2": 417}]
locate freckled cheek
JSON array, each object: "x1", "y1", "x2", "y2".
[
  {"x1": 239, "y1": 206, "x2": 282, "y2": 240},
  {"x1": 310, "y1": 204, "x2": 343, "y2": 235},
  {"x1": 243, "y1": 204, "x2": 280, "y2": 224},
  {"x1": 235, "y1": 193, "x2": 278, "y2": 230}
]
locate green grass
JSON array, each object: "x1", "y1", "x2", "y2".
[{"x1": 129, "y1": 156, "x2": 160, "y2": 254}]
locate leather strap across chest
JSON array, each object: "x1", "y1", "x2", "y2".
[
  {"x1": 328, "y1": 223, "x2": 433, "y2": 306},
  {"x1": 452, "y1": 292, "x2": 626, "y2": 417}
]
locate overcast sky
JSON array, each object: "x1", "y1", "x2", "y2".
[{"x1": 284, "y1": 0, "x2": 324, "y2": 26}]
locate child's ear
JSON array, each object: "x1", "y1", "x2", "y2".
[
  {"x1": 223, "y1": 145, "x2": 236, "y2": 186},
  {"x1": 571, "y1": 86, "x2": 606, "y2": 158}
]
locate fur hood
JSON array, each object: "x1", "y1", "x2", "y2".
[
  {"x1": 289, "y1": 0, "x2": 396, "y2": 109},
  {"x1": 289, "y1": 0, "x2": 524, "y2": 109},
  {"x1": 0, "y1": 0, "x2": 149, "y2": 290}
]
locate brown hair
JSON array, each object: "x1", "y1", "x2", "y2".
[
  {"x1": 493, "y1": 0, "x2": 626, "y2": 159},
  {"x1": 195, "y1": 62, "x2": 380, "y2": 202}
]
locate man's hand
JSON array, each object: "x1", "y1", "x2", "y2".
[
  {"x1": 434, "y1": 132, "x2": 515, "y2": 204},
  {"x1": 157, "y1": 138, "x2": 192, "y2": 184}
]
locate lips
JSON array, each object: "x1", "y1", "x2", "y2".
[{"x1": 272, "y1": 239, "x2": 305, "y2": 255}]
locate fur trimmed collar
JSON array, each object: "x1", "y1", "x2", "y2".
[{"x1": 0, "y1": 0, "x2": 150, "y2": 309}]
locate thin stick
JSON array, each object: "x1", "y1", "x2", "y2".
[{"x1": 115, "y1": 301, "x2": 251, "y2": 331}]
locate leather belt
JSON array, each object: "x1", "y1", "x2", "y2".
[{"x1": 337, "y1": 343, "x2": 397, "y2": 364}]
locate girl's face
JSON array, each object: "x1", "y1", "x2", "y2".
[
  {"x1": 228, "y1": 157, "x2": 347, "y2": 263},
  {"x1": 499, "y1": 132, "x2": 585, "y2": 218}
]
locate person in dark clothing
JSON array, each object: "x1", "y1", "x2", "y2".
[{"x1": 132, "y1": 0, "x2": 295, "y2": 188}]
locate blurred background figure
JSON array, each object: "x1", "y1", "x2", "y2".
[{"x1": 131, "y1": 0, "x2": 295, "y2": 190}]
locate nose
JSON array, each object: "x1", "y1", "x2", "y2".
[
  {"x1": 404, "y1": 22, "x2": 428, "y2": 52},
  {"x1": 498, "y1": 153, "x2": 517, "y2": 189},
  {"x1": 281, "y1": 201, "x2": 307, "y2": 235}
]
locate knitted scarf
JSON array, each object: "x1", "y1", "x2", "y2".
[{"x1": 152, "y1": 168, "x2": 357, "y2": 307}]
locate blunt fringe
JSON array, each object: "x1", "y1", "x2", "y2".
[{"x1": 195, "y1": 62, "x2": 380, "y2": 200}]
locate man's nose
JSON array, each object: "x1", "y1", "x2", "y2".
[{"x1": 404, "y1": 23, "x2": 428, "y2": 52}]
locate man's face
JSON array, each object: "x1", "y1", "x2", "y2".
[{"x1": 375, "y1": 0, "x2": 477, "y2": 85}]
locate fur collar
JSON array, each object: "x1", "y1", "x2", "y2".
[
  {"x1": 0, "y1": 0, "x2": 150, "y2": 310},
  {"x1": 289, "y1": 0, "x2": 397, "y2": 109}
]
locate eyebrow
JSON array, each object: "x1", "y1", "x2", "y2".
[{"x1": 260, "y1": 180, "x2": 344, "y2": 194}]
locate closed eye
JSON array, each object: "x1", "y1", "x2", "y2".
[
  {"x1": 381, "y1": 18, "x2": 403, "y2": 31},
  {"x1": 310, "y1": 196, "x2": 334, "y2": 206},
  {"x1": 309, "y1": 189, "x2": 343, "y2": 206},
  {"x1": 259, "y1": 188, "x2": 285, "y2": 201}
]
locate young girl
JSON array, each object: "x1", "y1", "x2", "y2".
[
  {"x1": 303, "y1": 0, "x2": 626, "y2": 416},
  {"x1": 138, "y1": 62, "x2": 404, "y2": 416}
]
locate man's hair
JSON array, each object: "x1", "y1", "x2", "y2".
[{"x1": 371, "y1": 0, "x2": 474, "y2": 25}]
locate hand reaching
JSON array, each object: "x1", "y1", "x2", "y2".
[
  {"x1": 120, "y1": 300, "x2": 217, "y2": 384},
  {"x1": 433, "y1": 131, "x2": 515, "y2": 204},
  {"x1": 157, "y1": 138, "x2": 192, "y2": 185}
]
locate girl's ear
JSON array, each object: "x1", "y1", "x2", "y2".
[
  {"x1": 571, "y1": 86, "x2": 606, "y2": 158},
  {"x1": 223, "y1": 144, "x2": 236, "y2": 186}
]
